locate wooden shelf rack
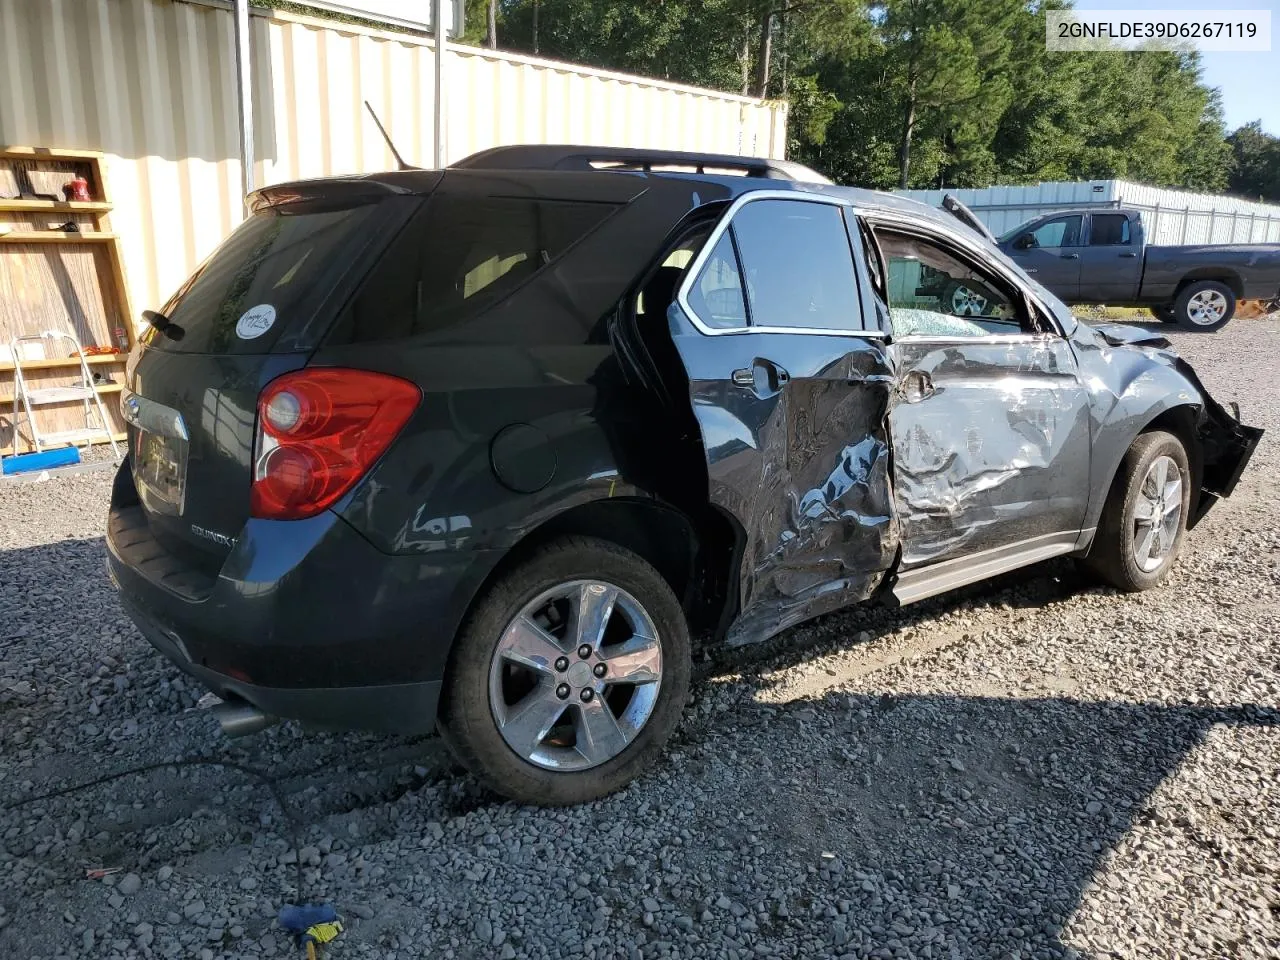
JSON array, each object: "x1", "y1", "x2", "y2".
[
  {"x1": 1, "y1": 146, "x2": 135, "y2": 454},
  {"x1": 0, "y1": 230, "x2": 119, "y2": 243},
  {"x1": 0, "y1": 199, "x2": 113, "y2": 213}
]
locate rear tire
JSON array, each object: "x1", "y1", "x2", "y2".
[
  {"x1": 1173, "y1": 280, "x2": 1235, "y2": 332},
  {"x1": 1081, "y1": 431, "x2": 1191, "y2": 592},
  {"x1": 438, "y1": 536, "x2": 690, "y2": 806}
]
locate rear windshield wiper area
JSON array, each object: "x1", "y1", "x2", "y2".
[{"x1": 142, "y1": 309, "x2": 185, "y2": 342}]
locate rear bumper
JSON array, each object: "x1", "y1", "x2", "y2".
[
  {"x1": 106, "y1": 463, "x2": 497, "y2": 734},
  {"x1": 115, "y1": 582, "x2": 442, "y2": 732}
]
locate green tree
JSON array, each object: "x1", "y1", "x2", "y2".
[
  {"x1": 498, "y1": 0, "x2": 744, "y2": 90},
  {"x1": 458, "y1": 0, "x2": 493, "y2": 45},
  {"x1": 1227, "y1": 121, "x2": 1280, "y2": 202},
  {"x1": 1061, "y1": 50, "x2": 1230, "y2": 191},
  {"x1": 479, "y1": 0, "x2": 1235, "y2": 193},
  {"x1": 494, "y1": 0, "x2": 868, "y2": 95},
  {"x1": 746, "y1": 0, "x2": 873, "y2": 96},
  {"x1": 798, "y1": 0, "x2": 1019, "y2": 189}
]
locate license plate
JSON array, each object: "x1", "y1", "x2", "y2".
[{"x1": 134, "y1": 429, "x2": 188, "y2": 515}]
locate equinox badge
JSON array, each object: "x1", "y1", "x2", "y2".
[{"x1": 190, "y1": 525, "x2": 237, "y2": 549}]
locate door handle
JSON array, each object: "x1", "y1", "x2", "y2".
[
  {"x1": 732, "y1": 358, "x2": 790, "y2": 393},
  {"x1": 900, "y1": 370, "x2": 935, "y2": 403},
  {"x1": 1061, "y1": 253, "x2": 1080, "y2": 260},
  {"x1": 1119, "y1": 252, "x2": 1137, "y2": 258}
]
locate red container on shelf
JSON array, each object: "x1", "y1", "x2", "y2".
[{"x1": 63, "y1": 177, "x2": 91, "y2": 202}]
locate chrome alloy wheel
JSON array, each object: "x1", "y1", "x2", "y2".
[
  {"x1": 488, "y1": 580, "x2": 663, "y2": 771},
  {"x1": 950, "y1": 284, "x2": 989, "y2": 317},
  {"x1": 1132, "y1": 454, "x2": 1183, "y2": 573},
  {"x1": 1186, "y1": 288, "x2": 1229, "y2": 326}
]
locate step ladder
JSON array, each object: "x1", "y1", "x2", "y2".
[{"x1": 10, "y1": 330, "x2": 122, "y2": 460}]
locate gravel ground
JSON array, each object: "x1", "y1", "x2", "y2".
[{"x1": 2, "y1": 319, "x2": 1278, "y2": 960}]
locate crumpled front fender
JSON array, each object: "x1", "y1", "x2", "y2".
[{"x1": 1071, "y1": 323, "x2": 1262, "y2": 531}]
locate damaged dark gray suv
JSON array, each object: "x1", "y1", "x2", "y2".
[{"x1": 107, "y1": 146, "x2": 1261, "y2": 805}]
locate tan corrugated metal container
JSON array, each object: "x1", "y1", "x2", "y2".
[
  {"x1": 0, "y1": 0, "x2": 251, "y2": 332},
  {"x1": 0, "y1": 0, "x2": 787, "y2": 321}
]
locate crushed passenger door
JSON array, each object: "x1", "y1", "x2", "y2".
[{"x1": 668, "y1": 196, "x2": 900, "y2": 646}]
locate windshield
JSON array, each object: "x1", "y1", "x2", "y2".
[{"x1": 999, "y1": 219, "x2": 1037, "y2": 243}]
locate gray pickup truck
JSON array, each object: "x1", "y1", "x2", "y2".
[{"x1": 992, "y1": 207, "x2": 1280, "y2": 331}]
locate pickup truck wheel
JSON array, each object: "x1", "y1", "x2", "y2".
[
  {"x1": 1081, "y1": 431, "x2": 1191, "y2": 592},
  {"x1": 1173, "y1": 280, "x2": 1235, "y2": 332},
  {"x1": 1151, "y1": 305, "x2": 1177, "y2": 324},
  {"x1": 438, "y1": 536, "x2": 690, "y2": 806},
  {"x1": 943, "y1": 280, "x2": 989, "y2": 317}
]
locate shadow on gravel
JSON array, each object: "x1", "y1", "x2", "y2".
[
  {"x1": 673, "y1": 689, "x2": 1279, "y2": 958},
  {"x1": 4, "y1": 534, "x2": 1276, "y2": 957},
  {"x1": 7, "y1": 688, "x2": 1275, "y2": 957},
  {"x1": 697, "y1": 556, "x2": 1087, "y2": 683}
]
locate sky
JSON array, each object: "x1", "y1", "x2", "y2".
[{"x1": 1072, "y1": 0, "x2": 1279, "y2": 134}]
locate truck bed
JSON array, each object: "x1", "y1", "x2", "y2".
[{"x1": 1140, "y1": 243, "x2": 1280, "y2": 303}]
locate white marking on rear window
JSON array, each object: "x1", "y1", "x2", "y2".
[{"x1": 236, "y1": 304, "x2": 277, "y2": 340}]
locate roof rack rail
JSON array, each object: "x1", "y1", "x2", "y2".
[{"x1": 450, "y1": 145, "x2": 832, "y2": 184}]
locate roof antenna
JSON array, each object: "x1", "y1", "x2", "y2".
[{"x1": 364, "y1": 100, "x2": 416, "y2": 171}]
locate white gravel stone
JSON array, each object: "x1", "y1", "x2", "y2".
[{"x1": 1, "y1": 319, "x2": 1278, "y2": 959}]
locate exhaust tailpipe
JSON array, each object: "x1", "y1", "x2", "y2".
[{"x1": 208, "y1": 698, "x2": 277, "y2": 738}]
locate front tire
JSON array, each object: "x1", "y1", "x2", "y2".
[
  {"x1": 1081, "y1": 431, "x2": 1191, "y2": 592},
  {"x1": 1173, "y1": 280, "x2": 1235, "y2": 332},
  {"x1": 438, "y1": 536, "x2": 690, "y2": 806}
]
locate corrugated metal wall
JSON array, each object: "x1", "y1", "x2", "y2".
[
  {"x1": 899, "y1": 182, "x2": 1116, "y2": 238},
  {"x1": 0, "y1": 0, "x2": 250, "y2": 327},
  {"x1": 899, "y1": 180, "x2": 1280, "y2": 245},
  {"x1": 0, "y1": 0, "x2": 787, "y2": 318}
]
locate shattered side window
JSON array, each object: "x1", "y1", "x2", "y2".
[
  {"x1": 1089, "y1": 214, "x2": 1131, "y2": 246},
  {"x1": 876, "y1": 230, "x2": 1024, "y2": 337}
]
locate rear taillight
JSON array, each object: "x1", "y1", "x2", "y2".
[{"x1": 250, "y1": 369, "x2": 420, "y2": 520}]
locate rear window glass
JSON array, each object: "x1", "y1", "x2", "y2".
[
  {"x1": 332, "y1": 195, "x2": 618, "y2": 343},
  {"x1": 144, "y1": 200, "x2": 386, "y2": 354}
]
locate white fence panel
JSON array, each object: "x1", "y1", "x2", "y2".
[{"x1": 898, "y1": 178, "x2": 1280, "y2": 245}]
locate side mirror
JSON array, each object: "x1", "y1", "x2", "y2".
[{"x1": 1013, "y1": 233, "x2": 1036, "y2": 250}]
